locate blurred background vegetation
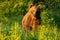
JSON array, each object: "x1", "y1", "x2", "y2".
[{"x1": 0, "y1": 0, "x2": 60, "y2": 40}]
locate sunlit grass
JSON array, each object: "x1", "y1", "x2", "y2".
[
  {"x1": 0, "y1": 0, "x2": 60, "y2": 40},
  {"x1": 38, "y1": 25, "x2": 58, "y2": 40},
  {"x1": 0, "y1": 15, "x2": 59, "y2": 40},
  {"x1": 0, "y1": 21, "x2": 59, "y2": 40}
]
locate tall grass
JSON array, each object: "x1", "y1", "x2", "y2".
[
  {"x1": 0, "y1": 15, "x2": 60, "y2": 40},
  {"x1": 0, "y1": 0, "x2": 60, "y2": 40}
]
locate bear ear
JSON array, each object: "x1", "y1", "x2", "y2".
[
  {"x1": 37, "y1": 4, "x2": 43, "y2": 9},
  {"x1": 30, "y1": 4, "x2": 33, "y2": 8}
]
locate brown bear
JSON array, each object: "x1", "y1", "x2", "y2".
[{"x1": 22, "y1": 4, "x2": 42, "y2": 32}]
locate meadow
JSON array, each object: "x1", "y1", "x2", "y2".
[{"x1": 0, "y1": 0, "x2": 60, "y2": 40}]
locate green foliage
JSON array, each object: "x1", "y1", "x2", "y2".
[
  {"x1": 0, "y1": 0, "x2": 29, "y2": 18},
  {"x1": 0, "y1": 0, "x2": 60, "y2": 40}
]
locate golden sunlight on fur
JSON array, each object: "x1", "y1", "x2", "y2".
[{"x1": 22, "y1": 5, "x2": 42, "y2": 32}]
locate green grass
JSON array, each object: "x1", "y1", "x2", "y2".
[
  {"x1": 0, "y1": 15, "x2": 60, "y2": 40},
  {"x1": 0, "y1": 1, "x2": 60, "y2": 40}
]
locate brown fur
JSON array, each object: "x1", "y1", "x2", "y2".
[{"x1": 22, "y1": 5, "x2": 41, "y2": 32}]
